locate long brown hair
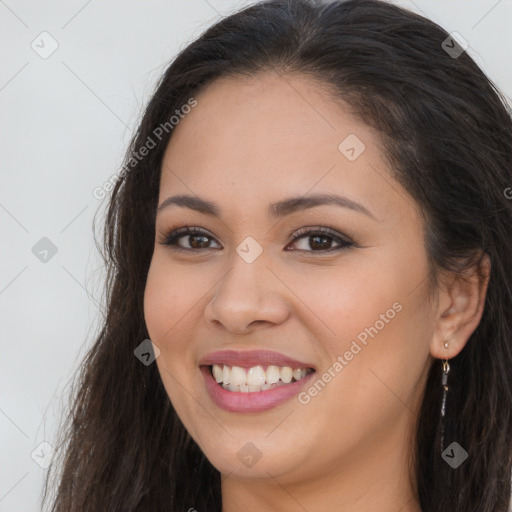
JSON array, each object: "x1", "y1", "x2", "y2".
[{"x1": 42, "y1": 1, "x2": 512, "y2": 510}]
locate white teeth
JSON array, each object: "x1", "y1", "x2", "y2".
[
  {"x1": 230, "y1": 366, "x2": 247, "y2": 386},
  {"x1": 210, "y1": 363, "x2": 312, "y2": 392},
  {"x1": 266, "y1": 365, "x2": 280, "y2": 384},
  {"x1": 222, "y1": 365, "x2": 231, "y2": 385},
  {"x1": 281, "y1": 366, "x2": 293, "y2": 384},
  {"x1": 247, "y1": 365, "x2": 266, "y2": 386},
  {"x1": 212, "y1": 364, "x2": 223, "y2": 383}
]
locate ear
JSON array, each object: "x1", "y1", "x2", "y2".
[{"x1": 430, "y1": 253, "x2": 491, "y2": 360}]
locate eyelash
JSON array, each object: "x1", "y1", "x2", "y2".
[{"x1": 158, "y1": 225, "x2": 354, "y2": 254}]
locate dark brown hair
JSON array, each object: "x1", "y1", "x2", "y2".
[{"x1": 42, "y1": 0, "x2": 512, "y2": 510}]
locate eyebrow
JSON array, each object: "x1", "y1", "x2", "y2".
[{"x1": 156, "y1": 193, "x2": 377, "y2": 220}]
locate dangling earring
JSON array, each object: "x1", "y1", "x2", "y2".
[{"x1": 440, "y1": 341, "x2": 450, "y2": 451}]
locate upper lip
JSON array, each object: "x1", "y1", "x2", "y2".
[{"x1": 198, "y1": 349, "x2": 315, "y2": 370}]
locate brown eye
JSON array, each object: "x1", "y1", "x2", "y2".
[
  {"x1": 187, "y1": 234, "x2": 211, "y2": 249},
  {"x1": 160, "y1": 227, "x2": 221, "y2": 251},
  {"x1": 159, "y1": 225, "x2": 354, "y2": 254},
  {"x1": 286, "y1": 227, "x2": 353, "y2": 253}
]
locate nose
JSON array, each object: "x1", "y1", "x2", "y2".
[{"x1": 203, "y1": 252, "x2": 290, "y2": 334}]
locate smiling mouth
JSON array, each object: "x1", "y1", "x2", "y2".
[{"x1": 208, "y1": 363, "x2": 315, "y2": 393}]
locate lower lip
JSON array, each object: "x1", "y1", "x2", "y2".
[{"x1": 200, "y1": 365, "x2": 315, "y2": 413}]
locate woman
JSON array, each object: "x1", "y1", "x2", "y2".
[{"x1": 43, "y1": 0, "x2": 512, "y2": 510}]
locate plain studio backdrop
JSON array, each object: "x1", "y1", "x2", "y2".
[{"x1": 0, "y1": 0, "x2": 511, "y2": 510}]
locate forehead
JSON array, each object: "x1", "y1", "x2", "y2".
[
  {"x1": 164, "y1": 72, "x2": 356, "y2": 166},
  {"x1": 158, "y1": 71, "x2": 414, "y2": 225}
]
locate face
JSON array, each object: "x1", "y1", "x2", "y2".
[{"x1": 143, "y1": 71, "x2": 436, "y2": 485}]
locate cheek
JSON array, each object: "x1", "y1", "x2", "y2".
[
  {"x1": 286, "y1": 259, "x2": 405, "y2": 351},
  {"x1": 143, "y1": 256, "x2": 198, "y2": 343},
  {"x1": 143, "y1": 258, "x2": 195, "y2": 377},
  {"x1": 291, "y1": 277, "x2": 431, "y2": 469},
  {"x1": 143, "y1": 261, "x2": 171, "y2": 344},
  {"x1": 296, "y1": 244, "x2": 432, "y2": 397},
  {"x1": 143, "y1": 257, "x2": 204, "y2": 431}
]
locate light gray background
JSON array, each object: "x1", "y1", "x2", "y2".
[{"x1": 1, "y1": 1, "x2": 511, "y2": 510}]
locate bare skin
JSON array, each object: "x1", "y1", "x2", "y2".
[{"x1": 143, "y1": 70, "x2": 490, "y2": 512}]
